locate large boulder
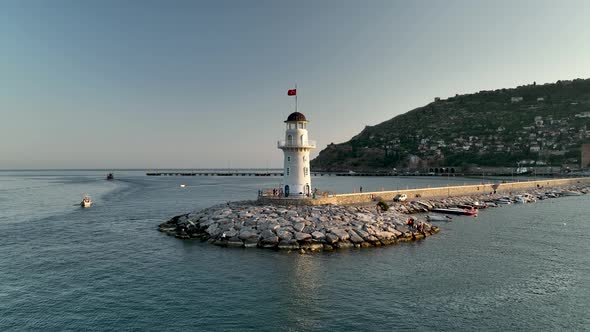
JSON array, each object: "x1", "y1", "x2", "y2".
[
  {"x1": 375, "y1": 231, "x2": 397, "y2": 240},
  {"x1": 238, "y1": 230, "x2": 259, "y2": 242},
  {"x1": 293, "y1": 222, "x2": 305, "y2": 232},
  {"x1": 325, "y1": 233, "x2": 339, "y2": 244},
  {"x1": 277, "y1": 230, "x2": 294, "y2": 241},
  {"x1": 334, "y1": 240, "x2": 353, "y2": 249},
  {"x1": 329, "y1": 229, "x2": 350, "y2": 241},
  {"x1": 311, "y1": 231, "x2": 326, "y2": 240},
  {"x1": 300, "y1": 242, "x2": 324, "y2": 251},
  {"x1": 347, "y1": 230, "x2": 364, "y2": 244},
  {"x1": 260, "y1": 229, "x2": 275, "y2": 239},
  {"x1": 260, "y1": 237, "x2": 279, "y2": 248},
  {"x1": 227, "y1": 237, "x2": 244, "y2": 247},
  {"x1": 278, "y1": 240, "x2": 300, "y2": 250},
  {"x1": 223, "y1": 228, "x2": 238, "y2": 238},
  {"x1": 294, "y1": 232, "x2": 312, "y2": 241}
]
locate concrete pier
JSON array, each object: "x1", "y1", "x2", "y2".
[{"x1": 258, "y1": 177, "x2": 590, "y2": 206}]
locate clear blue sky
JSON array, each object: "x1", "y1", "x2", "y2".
[{"x1": 1, "y1": 0, "x2": 589, "y2": 169}]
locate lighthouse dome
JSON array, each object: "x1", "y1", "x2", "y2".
[{"x1": 285, "y1": 112, "x2": 307, "y2": 122}]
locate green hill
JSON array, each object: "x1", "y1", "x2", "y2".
[{"x1": 311, "y1": 78, "x2": 590, "y2": 171}]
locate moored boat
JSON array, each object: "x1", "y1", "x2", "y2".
[
  {"x1": 562, "y1": 190, "x2": 582, "y2": 196},
  {"x1": 431, "y1": 208, "x2": 478, "y2": 216},
  {"x1": 426, "y1": 214, "x2": 452, "y2": 222},
  {"x1": 514, "y1": 195, "x2": 526, "y2": 204},
  {"x1": 471, "y1": 201, "x2": 487, "y2": 209}
]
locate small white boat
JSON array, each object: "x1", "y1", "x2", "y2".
[
  {"x1": 180, "y1": 184, "x2": 187, "y2": 188},
  {"x1": 562, "y1": 190, "x2": 582, "y2": 196},
  {"x1": 426, "y1": 214, "x2": 452, "y2": 222},
  {"x1": 431, "y1": 208, "x2": 477, "y2": 216},
  {"x1": 496, "y1": 198, "x2": 511, "y2": 205},
  {"x1": 80, "y1": 195, "x2": 92, "y2": 208},
  {"x1": 514, "y1": 196, "x2": 526, "y2": 204},
  {"x1": 523, "y1": 194, "x2": 537, "y2": 202}
]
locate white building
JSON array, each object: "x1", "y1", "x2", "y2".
[{"x1": 278, "y1": 112, "x2": 316, "y2": 197}]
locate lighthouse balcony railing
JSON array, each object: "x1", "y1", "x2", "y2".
[{"x1": 277, "y1": 140, "x2": 317, "y2": 148}]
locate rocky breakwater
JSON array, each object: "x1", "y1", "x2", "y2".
[{"x1": 159, "y1": 202, "x2": 439, "y2": 251}]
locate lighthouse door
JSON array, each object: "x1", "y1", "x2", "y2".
[
  {"x1": 284, "y1": 185, "x2": 290, "y2": 197},
  {"x1": 304, "y1": 184, "x2": 310, "y2": 196}
]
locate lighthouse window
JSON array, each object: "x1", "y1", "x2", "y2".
[
  {"x1": 298, "y1": 123, "x2": 304, "y2": 129},
  {"x1": 287, "y1": 156, "x2": 291, "y2": 162},
  {"x1": 287, "y1": 135, "x2": 293, "y2": 144},
  {"x1": 304, "y1": 167, "x2": 308, "y2": 176},
  {"x1": 287, "y1": 167, "x2": 290, "y2": 176}
]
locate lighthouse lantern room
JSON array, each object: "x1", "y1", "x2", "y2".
[{"x1": 277, "y1": 112, "x2": 316, "y2": 197}]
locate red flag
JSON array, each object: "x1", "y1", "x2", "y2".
[{"x1": 287, "y1": 89, "x2": 297, "y2": 96}]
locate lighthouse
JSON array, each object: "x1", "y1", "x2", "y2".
[{"x1": 278, "y1": 112, "x2": 316, "y2": 197}]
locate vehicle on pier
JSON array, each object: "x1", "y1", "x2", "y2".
[{"x1": 393, "y1": 194, "x2": 408, "y2": 202}]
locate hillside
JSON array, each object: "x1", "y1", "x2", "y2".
[{"x1": 311, "y1": 78, "x2": 590, "y2": 171}]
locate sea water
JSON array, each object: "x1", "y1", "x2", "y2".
[{"x1": 0, "y1": 171, "x2": 588, "y2": 331}]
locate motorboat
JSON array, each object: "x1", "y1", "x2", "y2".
[
  {"x1": 180, "y1": 184, "x2": 187, "y2": 188},
  {"x1": 457, "y1": 203, "x2": 486, "y2": 210},
  {"x1": 471, "y1": 201, "x2": 488, "y2": 209},
  {"x1": 522, "y1": 193, "x2": 537, "y2": 202},
  {"x1": 426, "y1": 214, "x2": 452, "y2": 222},
  {"x1": 106, "y1": 173, "x2": 114, "y2": 180},
  {"x1": 80, "y1": 195, "x2": 92, "y2": 208},
  {"x1": 562, "y1": 190, "x2": 582, "y2": 196},
  {"x1": 496, "y1": 197, "x2": 512, "y2": 204},
  {"x1": 514, "y1": 196, "x2": 526, "y2": 204},
  {"x1": 431, "y1": 208, "x2": 478, "y2": 216}
]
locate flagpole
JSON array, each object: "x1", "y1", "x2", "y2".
[{"x1": 295, "y1": 84, "x2": 298, "y2": 113}]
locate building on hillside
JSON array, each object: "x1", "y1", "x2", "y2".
[
  {"x1": 511, "y1": 96, "x2": 523, "y2": 103},
  {"x1": 581, "y1": 144, "x2": 590, "y2": 168}
]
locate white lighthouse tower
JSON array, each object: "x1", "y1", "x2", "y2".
[{"x1": 278, "y1": 112, "x2": 316, "y2": 197}]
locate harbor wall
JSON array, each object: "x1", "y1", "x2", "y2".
[{"x1": 257, "y1": 177, "x2": 590, "y2": 206}]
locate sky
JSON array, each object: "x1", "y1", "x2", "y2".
[{"x1": 1, "y1": 0, "x2": 590, "y2": 169}]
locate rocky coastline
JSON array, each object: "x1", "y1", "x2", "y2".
[{"x1": 158, "y1": 183, "x2": 588, "y2": 252}]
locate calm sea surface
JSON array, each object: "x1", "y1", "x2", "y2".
[{"x1": 0, "y1": 171, "x2": 588, "y2": 331}]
